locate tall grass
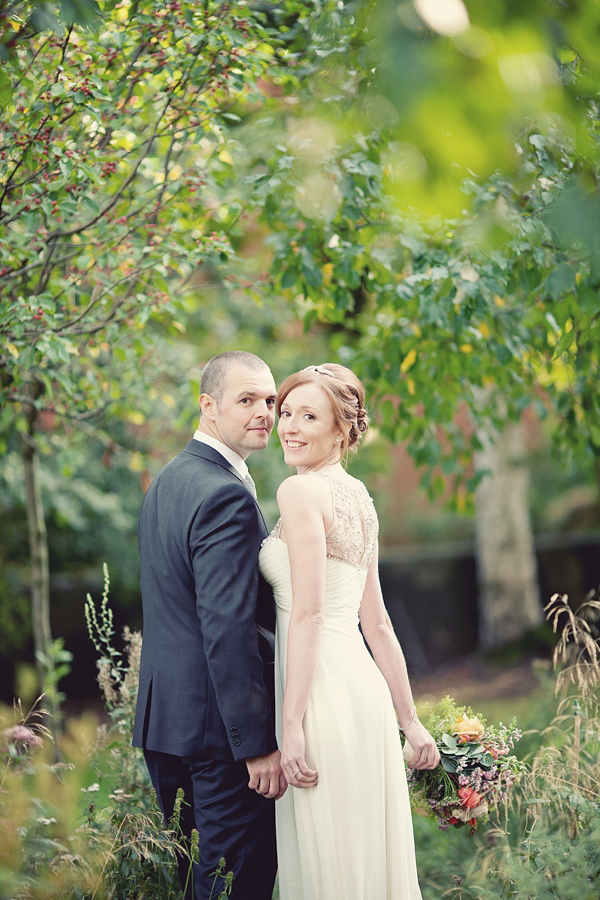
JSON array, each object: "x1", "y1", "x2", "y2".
[
  {"x1": 0, "y1": 565, "x2": 233, "y2": 899},
  {"x1": 416, "y1": 589, "x2": 600, "y2": 899},
  {"x1": 2, "y1": 573, "x2": 598, "y2": 898}
]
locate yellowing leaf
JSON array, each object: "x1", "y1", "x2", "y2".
[
  {"x1": 168, "y1": 164, "x2": 183, "y2": 181},
  {"x1": 218, "y1": 150, "x2": 233, "y2": 165},
  {"x1": 172, "y1": 320, "x2": 186, "y2": 333},
  {"x1": 7, "y1": 342, "x2": 19, "y2": 359},
  {"x1": 459, "y1": 344, "x2": 473, "y2": 353},
  {"x1": 88, "y1": 346, "x2": 101, "y2": 358},
  {"x1": 477, "y1": 322, "x2": 491, "y2": 338},
  {"x1": 401, "y1": 349, "x2": 417, "y2": 372},
  {"x1": 407, "y1": 378, "x2": 415, "y2": 395},
  {"x1": 129, "y1": 411, "x2": 145, "y2": 425},
  {"x1": 322, "y1": 262, "x2": 333, "y2": 285},
  {"x1": 162, "y1": 392, "x2": 176, "y2": 409},
  {"x1": 129, "y1": 452, "x2": 145, "y2": 472}
]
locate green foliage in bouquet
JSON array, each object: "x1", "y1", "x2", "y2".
[{"x1": 405, "y1": 696, "x2": 526, "y2": 834}]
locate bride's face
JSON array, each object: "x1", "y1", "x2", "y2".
[{"x1": 278, "y1": 382, "x2": 344, "y2": 472}]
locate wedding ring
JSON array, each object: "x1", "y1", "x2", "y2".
[{"x1": 294, "y1": 770, "x2": 301, "y2": 777}]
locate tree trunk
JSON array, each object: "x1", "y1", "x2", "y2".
[
  {"x1": 474, "y1": 418, "x2": 543, "y2": 650},
  {"x1": 21, "y1": 405, "x2": 58, "y2": 729}
]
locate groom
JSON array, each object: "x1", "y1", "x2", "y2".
[{"x1": 133, "y1": 351, "x2": 286, "y2": 900}]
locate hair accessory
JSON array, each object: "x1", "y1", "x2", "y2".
[{"x1": 303, "y1": 365, "x2": 335, "y2": 377}]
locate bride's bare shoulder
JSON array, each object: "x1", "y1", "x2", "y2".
[{"x1": 276, "y1": 474, "x2": 332, "y2": 511}]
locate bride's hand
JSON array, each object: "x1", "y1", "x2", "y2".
[
  {"x1": 282, "y1": 722, "x2": 318, "y2": 789},
  {"x1": 402, "y1": 720, "x2": 440, "y2": 770}
]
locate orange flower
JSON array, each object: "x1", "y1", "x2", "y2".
[
  {"x1": 458, "y1": 786, "x2": 483, "y2": 810},
  {"x1": 453, "y1": 714, "x2": 484, "y2": 741}
]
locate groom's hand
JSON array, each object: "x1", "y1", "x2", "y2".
[{"x1": 246, "y1": 750, "x2": 288, "y2": 800}]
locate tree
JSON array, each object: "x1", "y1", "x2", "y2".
[
  {"x1": 0, "y1": 0, "x2": 325, "y2": 704},
  {"x1": 474, "y1": 416, "x2": 543, "y2": 648},
  {"x1": 234, "y1": 0, "x2": 600, "y2": 644},
  {"x1": 247, "y1": 0, "x2": 600, "y2": 472}
]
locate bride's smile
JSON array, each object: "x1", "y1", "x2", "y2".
[{"x1": 277, "y1": 382, "x2": 343, "y2": 473}]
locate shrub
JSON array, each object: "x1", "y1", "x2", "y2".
[{"x1": 0, "y1": 565, "x2": 234, "y2": 898}]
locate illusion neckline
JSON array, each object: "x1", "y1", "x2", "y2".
[{"x1": 314, "y1": 472, "x2": 366, "y2": 491}]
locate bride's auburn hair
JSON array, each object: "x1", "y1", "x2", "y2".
[{"x1": 276, "y1": 363, "x2": 369, "y2": 457}]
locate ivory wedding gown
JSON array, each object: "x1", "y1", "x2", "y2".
[{"x1": 259, "y1": 475, "x2": 422, "y2": 900}]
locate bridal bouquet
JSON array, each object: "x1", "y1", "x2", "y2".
[{"x1": 403, "y1": 697, "x2": 526, "y2": 834}]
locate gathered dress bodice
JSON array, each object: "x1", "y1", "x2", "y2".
[{"x1": 260, "y1": 475, "x2": 378, "y2": 636}]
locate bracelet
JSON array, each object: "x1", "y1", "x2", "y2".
[{"x1": 399, "y1": 706, "x2": 417, "y2": 732}]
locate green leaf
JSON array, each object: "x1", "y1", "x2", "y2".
[
  {"x1": 0, "y1": 70, "x2": 11, "y2": 108},
  {"x1": 82, "y1": 195, "x2": 100, "y2": 214},
  {"x1": 545, "y1": 263, "x2": 576, "y2": 300},
  {"x1": 281, "y1": 269, "x2": 298, "y2": 289},
  {"x1": 553, "y1": 329, "x2": 576, "y2": 358}
]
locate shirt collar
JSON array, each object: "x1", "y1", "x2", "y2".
[{"x1": 192, "y1": 430, "x2": 249, "y2": 478}]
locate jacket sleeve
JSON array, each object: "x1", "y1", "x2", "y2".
[{"x1": 190, "y1": 480, "x2": 277, "y2": 761}]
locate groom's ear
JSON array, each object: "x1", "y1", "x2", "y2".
[{"x1": 199, "y1": 393, "x2": 216, "y2": 420}]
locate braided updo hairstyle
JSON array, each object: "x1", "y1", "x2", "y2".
[{"x1": 276, "y1": 363, "x2": 369, "y2": 462}]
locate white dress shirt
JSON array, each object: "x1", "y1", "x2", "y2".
[{"x1": 192, "y1": 430, "x2": 250, "y2": 480}]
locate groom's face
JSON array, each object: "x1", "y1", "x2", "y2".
[{"x1": 208, "y1": 364, "x2": 277, "y2": 459}]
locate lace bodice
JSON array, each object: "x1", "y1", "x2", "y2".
[{"x1": 265, "y1": 474, "x2": 378, "y2": 571}]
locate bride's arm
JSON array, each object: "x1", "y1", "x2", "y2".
[
  {"x1": 359, "y1": 543, "x2": 440, "y2": 770},
  {"x1": 276, "y1": 476, "x2": 325, "y2": 789}
]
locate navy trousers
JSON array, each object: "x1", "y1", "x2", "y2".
[{"x1": 144, "y1": 749, "x2": 277, "y2": 900}]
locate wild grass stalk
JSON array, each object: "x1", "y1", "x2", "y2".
[
  {"x1": 418, "y1": 588, "x2": 600, "y2": 899},
  {"x1": 1, "y1": 565, "x2": 233, "y2": 898}
]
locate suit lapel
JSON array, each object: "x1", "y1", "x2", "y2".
[{"x1": 182, "y1": 439, "x2": 269, "y2": 534}]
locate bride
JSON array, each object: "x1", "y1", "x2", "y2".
[{"x1": 259, "y1": 363, "x2": 440, "y2": 900}]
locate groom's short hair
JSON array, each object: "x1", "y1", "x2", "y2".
[{"x1": 200, "y1": 351, "x2": 269, "y2": 406}]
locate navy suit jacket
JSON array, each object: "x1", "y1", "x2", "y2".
[{"x1": 132, "y1": 439, "x2": 277, "y2": 761}]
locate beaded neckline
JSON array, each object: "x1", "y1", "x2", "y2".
[
  {"x1": 321, "y1": 476, "x2": 378, "y2": 571},
  {"x1": 264, "y1": 473, "x2": 378, "y2": 572}
]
